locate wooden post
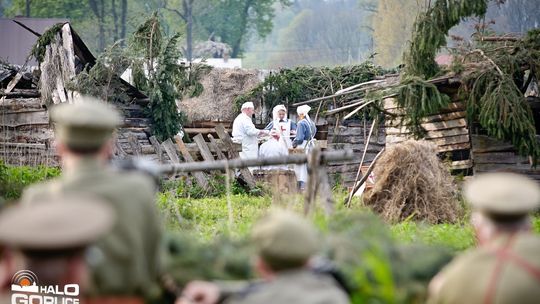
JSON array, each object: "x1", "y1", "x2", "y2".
[
  {"x1": 174, "y1": 135, "x2": 210, "y2": 190},
  {"x1": 304, "y1": 148, "x2": 321, "y2": 215},
  {"x1": 318, "y1": 166, "x2": 334, "y2": 216},
  {"x1": 207, "y1": 134, "x2": 226, "y2": 160},
  {"x1": 193, "y1": 134, "x2": 215, "y2": 162},
  {"x1": 149, "y1": 136, "x2": 163, "y2": 162},
  {"x1": 215, "y1": 124, "x2": 256, "y2": 188}
]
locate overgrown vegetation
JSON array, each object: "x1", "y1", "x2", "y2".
[
  {"x1": 0, "y1": 161, "x2": 60, "y2": 202},
  {"x1": 456, "y1": 28, "x2": 540, "y2": 163},
  {"x1": 402, "y1": 0, "x2": 489, "y2": 78},
  {"x1": 33, "y1": 14, "x2": 211, "y2": 141},
  {"x1": 30, "y1": 22, "x2": 65, "y2": 63},
  {"x1": 390, "y1": 0, "x2": 540, "y2": 163},
  {"x1": 235, "y1": 62, "x2": 387, "y2": 114}
]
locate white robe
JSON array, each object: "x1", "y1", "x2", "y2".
[
  {"x1": 259, "y1": 138, "x2": 289, "y2": 170},
  {"x1": 274, "y1": 119, "x2": 293, "y2": 149},
  {"x1": 232, "y1": 113, "x2": 260, "y2": 171}
]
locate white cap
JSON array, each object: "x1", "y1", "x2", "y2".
[
  {"x1": 297, "y1": 105, "x2": 311, "y2": 115},
  {"x1": 241, "y1": 102, "x2": 255, "y2": 110}
]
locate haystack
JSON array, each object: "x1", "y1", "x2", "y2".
[
  {"x1": 364, "y1": 140, "x2": 460, "y2": 224},
  {"x1": 179, "y1": 68, "x2": 267, "y2": 123}
]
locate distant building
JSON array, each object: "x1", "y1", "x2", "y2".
[{"x1": 0, "y1": 17, "x2": 68, "y2": 66}]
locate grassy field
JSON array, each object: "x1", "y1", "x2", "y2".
[{"x1": 4, "y1": 163, "x2": 540, "y2": 303}]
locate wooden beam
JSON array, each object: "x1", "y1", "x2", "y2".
[
  {"x1": 155, "y1": 150, "x2": 354, "y2": 175},
  {"x1": 0, "y1": 110, "x2": 49, "y2": 127},
  {"x1": 184, "y1": 127, "x2": 231, "y2": 134}
]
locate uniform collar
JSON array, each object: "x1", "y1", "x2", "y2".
[{"x1": 63, "y1": 157, "x2": 106, "y2": 180}]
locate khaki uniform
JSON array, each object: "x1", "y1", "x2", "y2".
[
  {"x1": 430, "y1": 232, "x2": 540, "y2": 304},
  {"x1": 226, "y1": 269, "x2": 349, "y2": 304},
  {"x1": 21, "y1": 159, "x2": 161, "y2": 296},
  {"x1": 19, "y1": 98, "x2": 162, "y2": 298},
  {"x1": 429, "y1": 173, "x2": 540, "y2": 304}
]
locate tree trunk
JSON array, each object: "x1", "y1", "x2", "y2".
[
  {"x1": 25, "y1": 0, "x2": 31, "y2": 17},
  {"x1": 120, "y1": 0, "x2": 127, "y2": 45},
  {"x1": 184, "y1": 0, "x2": 193, "y2": 61},
  {"x1": 89, "y1": 0, "x2": 106, "y2": 51},
  {"x1": 231, "y1": 0, "x2": 254, "y2": 58},
  {"x1": 112, "y1": 0, "x2": 119, "y2": 41}
]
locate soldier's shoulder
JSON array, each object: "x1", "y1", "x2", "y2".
[
  {"x1": 108, "y1": 170, "x2": 154, "y2": 188},
  {"x1": 20, "y1": 178, "x2": 61, "y2": 203}
]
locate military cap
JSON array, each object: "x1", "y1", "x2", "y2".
[
  {"x1": 0, "y1": 197, "x2": 115, "y2": 252},
  {"x1": 252, "y1": 209, "x2": 318, "y2": 268},
  {"x1": 51, "y1": 96, "x2": 122, "y2": 149},
  {"x1": 464, "y1": 172, "x2": 540, "y2": 216}
]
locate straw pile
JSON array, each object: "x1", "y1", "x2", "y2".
[{"x1": 363, "y1": 140, "x2": 460, "y2": 224}]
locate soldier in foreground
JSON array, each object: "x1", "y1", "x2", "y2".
[
  {"x1": 428, "y1": 172, "x2": 540, "y2": 304},
  {"x1": 20, "y1": 97, "x2": 162, "y2": 300},
  {"x1": 0, "y1": 197, "x2": 114, "y2": 303},
  {"x1": 178, "y1": 210, "x2": 350, "y2": 304}
]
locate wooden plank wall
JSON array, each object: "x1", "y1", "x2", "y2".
[
  {"x1": 383, "y1": 98, "x2": 473, "y2": 172},
  {"x1": 471, "y1": 134, "x2": 540, "y2": 181},
  {"x1": 325, "y1": 118, "x2": 385, "y2": 187},
  {"x1": 0, "y1": 95, "x2": 59, "y2": 166}
]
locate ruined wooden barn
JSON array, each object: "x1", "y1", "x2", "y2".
[
  {"x1": 0, "y1": 23, "x2": 160, "y2": 166},
  {"x1": 315, "y1": 73, "x2": 540, "y2": 185}
]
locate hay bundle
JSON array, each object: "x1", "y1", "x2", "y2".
[{"x1": 364, "y1": 140, "x2": 460, "y2": 224}]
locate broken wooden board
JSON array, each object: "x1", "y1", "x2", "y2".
[
  {"x1": 193, "y1": 134, "x2": 215, "y2": 162},
  {"x1": 207, "y1": 134, "x2": 226, "y2": 160},
  {"x1": 215, "y1": 124, "x2": 256, "y2": 188},
  {"x1": 174, "y1": 135, "x2": 210, "y2": 190},
  {"x1": 149, "y1": 136, "x2": 164, "y2": 162},
  {"x1": 161, "y1": 138, "x2": 180, "y2": 164}
]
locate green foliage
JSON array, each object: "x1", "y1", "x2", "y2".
[
  {"x1": 403, "y1": 0, "x2": 488, "y2": 78},
  {"x1": 454, "y1": 28, "x2": 540, "y2": 164},
  {"x1": 235, "y1": 62, "x2": 387, "y2": 114},
  {"x1": 128, "y1": 14, "x2": 211, "y2": 141},
  {"x1": 395, "y1": 77, "x2": 451, "y2": 136},
  {"x1": 464, "y1": 70, "x2": 540, "y2": 162},
  {"x1": 68, "y1": 42, "x2": 132, "y2": 102},
  {"x1": 68, "y1": 13, "x2": 210, "y2": 141},
  {"x1": 30, "y1": 23, "x2": 65, "y2": 62},
  {"x1": 163, "y1": 232, "x2": 254, "y2": 287},
  {"x1": 0, "y1": 161, "x2": 60, "y2": 202},
  {"x1": 391, "y1": 221, "x2": 475, "y2": 251}
]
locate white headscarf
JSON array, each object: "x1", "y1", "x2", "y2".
[
  {"x1": 297, "y1": 105, "x2": 313, "y2": 122},
  {"x1": 272, "y1": 104, "x2": 287, "y2": 122}
]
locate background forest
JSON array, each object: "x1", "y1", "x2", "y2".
[{"x1": 1, "y1": 0, "x2": 539, "y2": 68}]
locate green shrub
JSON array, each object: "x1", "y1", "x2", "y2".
[{"x1": 0, "y1": 161, "x2": 60, "y2": 202}]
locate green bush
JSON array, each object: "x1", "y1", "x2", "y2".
[{"x1": 0, "y1": 161, "x2": 60, "y2": 202}]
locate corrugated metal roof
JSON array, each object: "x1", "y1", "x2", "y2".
[{"x1": 0, "y1": 17, "x2": 69, "y2": 66}]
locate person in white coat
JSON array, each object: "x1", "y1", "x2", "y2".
[
  {"x1": 232, "y1": 102, "x2": 266, "y2": 172},
  {"x1": 259, "y1": 129, "x2": 290, "y2": 171},
  {"x1": 292, "y1": 105, "x2": 317, "y2": 190}
]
